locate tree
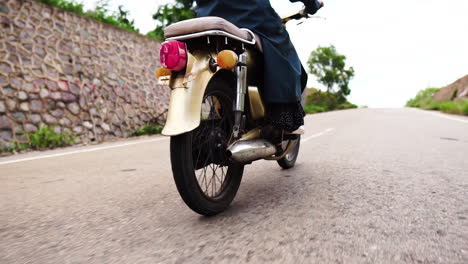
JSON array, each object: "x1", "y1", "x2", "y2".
[
  {"x1": 148, "y1": 0, "x2": 195, "y2": 40},
  {"x1": 88, "y1": 1, "x2": 139, "y2": 33},
  {"x1": 307, "y1": 45, "x2": 355, "y2": 102}
]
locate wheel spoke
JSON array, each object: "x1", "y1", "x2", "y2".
[
  {"x1": 206, "y1": 165, "x2": 215, "y2": 196},
  {"x1": 221, "y1": 166, "x2": 225, "y2": 185},
  {"x1": 213, "y1": 164, "x2": 222, "y2": 191},
  {"x1": 193, "y1": 139, "x2": 204, "y2": 169},
  {"x1": 210, "y1": 164, "x2": 215, "y2": 196},
  {"x1": 203, "y1": 166, "x2": 209, "y2": 194},
  {"x1": 192, "y1": 91, "x2": 233, "y2": 198},
  {"x1": 214, "y1": 164, "x2": 223, "y2": 196},
  {"x1": 198, "y1": 168, "x2": 206, "y2": 191}
]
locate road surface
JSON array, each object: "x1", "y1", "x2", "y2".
[{"x1": 1, "y1": 108, "x2": 467, "y2": 263}]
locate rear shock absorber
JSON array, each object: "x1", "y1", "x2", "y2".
[{"x1": 233, "y1": 53, "x2": 247, "y2": 139}]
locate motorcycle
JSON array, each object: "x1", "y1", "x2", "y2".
[{"x1": 157, "y1": 7, "x2": 311, "y2": 216}]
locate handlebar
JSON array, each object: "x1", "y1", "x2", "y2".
[
  {"x1": 293, "y1": 0, "x2": 324, "y2": 14},
  {"x1": 282, "y1": 0, "x2": 324, "y2": 24},
  {"x1": 281, "y1": 8, "x2": 309, "y2": 24}
]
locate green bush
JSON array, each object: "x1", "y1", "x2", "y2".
[
  {"x1": 337, "y1": 102, "x2": 358, "y2": 110},
  {"x1": 306, "y1": 88, "x2": 338, "y2": 111},
  {"x1": 29, "y1": 125, "x2": 76, "y2": 149},
  {"x1": 406, "y1": 87, "x2": 440, "y2": 108},
  {"x1": 1, "y1": 142, "x2": 29, "y2": 153},
  {"x1": 423, "y1": 100, "x2": 441, "y2": 110},
  {"x1": 462, "y1": 100, "x2": 468, "y2": 115},
  {"x1": 441, "y1": 99, "x2": 468, "y2": 115},
  {"x1": 86, "y1": 3, "x2": 139, "y2": 33},
  {"x1": 35, "y1": 0, "x2": 85, "y2": 14},
  {"x1": 130, "y1": 124, "x2": 163, "y2": 137},
  {"x1": 0, "y1": 125, "x2": 76, "y2": 153},
  {"x1": 437, "y1": 101, "x2": 456, "y2": 113},
  {"x1": 304, "y1": 88, "x2": 357, "y2": 114},
  {"x1": 34, "y1": 0, "x2": 139, "y2": 34},
  {"x1": 407, "y1": 88, "x2": 468, "y2": 115},
  {"x1": 304, "y1": 104, "x2": 326, "y2": 114}
]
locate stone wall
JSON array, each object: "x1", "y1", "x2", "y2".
[{"x1": 0, "y1": 0, "x2": 168, "y2": 149}]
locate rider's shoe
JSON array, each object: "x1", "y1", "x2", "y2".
[{"x1": 285, "y1": 125, "x2": 305, "y2": 135}]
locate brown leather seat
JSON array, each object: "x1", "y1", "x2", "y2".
[{"x1": 164, "y1": 17, "x2": 263, "y2": 52}]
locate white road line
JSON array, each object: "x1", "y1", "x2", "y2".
[
  {"x1": 301, "y1": 128, "x2": 334, "y2": 143},
  {"x1": 413, "y1": 108, "x2": 468, "y2": 124},
  {"x1": 0, "y1": 137, "x2": 169, "y2": 166},
  {"x1": 2, "y1": 127, "x2": 334, "y2": 166}
]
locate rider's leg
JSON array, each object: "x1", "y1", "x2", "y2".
[{"x1": 266, "y1": 101, "x2": 305, "y2": 133}]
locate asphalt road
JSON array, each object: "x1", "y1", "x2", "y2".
[{"x1": 1, "y1": 108, "x2": 467, "y2": 264}]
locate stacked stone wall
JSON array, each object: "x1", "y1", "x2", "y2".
[{"x1": 0, "y1": 0, "x2": 168, "y2": 149}]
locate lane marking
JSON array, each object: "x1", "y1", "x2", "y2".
[
  {"x1": 413, "y1": 108, "x2": 468, "y2": 124},
  {"x1": 301, "y1": 128, "x2": 334, "y2": 143},
  {"x1": 1, "y1": 127, "x2": 335, "y2": 166},
  {"x1": 0, "y1": 137, "x2": 170, "y2": 166}
]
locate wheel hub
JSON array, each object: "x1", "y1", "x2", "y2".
[
  {"x1": 193, "y1": 126, "x2": 229, "y2": 169},
  {"x1": 208, "y1": 127, "x2": 228, "y2": 164}
]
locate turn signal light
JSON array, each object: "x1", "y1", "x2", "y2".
[
  {"x1": 160, "y1": 40, "x2": 187, "y2": 71},
  {"x1": 217, "y1": 50, "x2": 238, "y2": 70},
  {"x1": 156, "y1": 67, "x2": 171, "y2": 78}
]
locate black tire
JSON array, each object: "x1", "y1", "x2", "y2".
[
  {"x1": 170, "y1": 77, "x2": 244, "y2": 216},
  {"x1": 277, "y1": 136, "x2": 301, "y2": 169}
]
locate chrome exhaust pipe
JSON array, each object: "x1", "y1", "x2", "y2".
[{"x1": 226, "y1": 139, "x2": 277, "y2": 163}]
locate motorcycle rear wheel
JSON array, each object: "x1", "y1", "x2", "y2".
[{"x1": 170, "y1": 78, "x2": 244, "y2": 216}]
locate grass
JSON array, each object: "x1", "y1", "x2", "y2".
[
  {"x1": 35, "y1": 0, "x2": 85, "y2": 14},
  {"x1": 303, "y1": 104, "x2": 326, "y2": 114},
  {"x1": 304, "y1": 102, "x2": 357, "y2": 114},
  {"x1": 0, "y1": 125, "x2": 76, "y2": 153},
  {"x1": 29, "y1": 125, "x2": 76, "y2": 149},
  {"x1": 435, "y1": 100, "x2": 468, "y2": 115},
  {"x1": 337, "y1": 102, "x2": 358, "y2": 110},
  {"x1": 130, "y1": 124, "x2": 163, "y2": 137},
  {"x1": 406, "y1": 87, "x2": 440, "y2": 108},
  {"x1": 1, "y1": 122, "x2": 164, "y2": 153},
  {"x1": 2, "y1": 142, "x2": 30, "y2": 153},
  {"x1": 406, "y1": 88, "x2": 468, "y2": 115},
  {"x1": 1, "y1": 122, "x2": 165, "y2": 153}
]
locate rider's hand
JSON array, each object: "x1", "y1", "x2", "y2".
[
  {"x1": 317, "y1": 0, "x2": 324, "y2": 8},
  {"x1": 290, "y1": 0, "x2": 324, "y2": 14}
]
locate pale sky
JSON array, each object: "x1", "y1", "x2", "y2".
[{"x1": 81, "y1": 0, "x2": 468, "y2": 107}]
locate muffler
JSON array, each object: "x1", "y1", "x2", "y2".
[{"x1": 226, "y1": 139, "x2": 277, "y2": 163}]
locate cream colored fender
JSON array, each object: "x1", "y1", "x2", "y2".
[{"x1": 162, "y1": 51, "x2": 216, "y2": 136}]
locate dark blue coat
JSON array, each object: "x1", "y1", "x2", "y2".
[{"x1": 195, "y1": 0, "x2": 321, "y2": 103}]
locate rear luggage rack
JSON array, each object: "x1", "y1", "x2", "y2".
[{"x1": 167, "y1": 29, "x2": 257, "y2": 46}]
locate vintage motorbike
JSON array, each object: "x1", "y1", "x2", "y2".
[{"x1": 157, "y1": 8, "x2": 311, "y2": 216}]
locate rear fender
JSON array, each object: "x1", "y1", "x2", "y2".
[{"x1": 162, "y1": 51, "x2": 215, "y2": 136}]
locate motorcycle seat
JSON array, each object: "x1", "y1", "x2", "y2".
[{"x1": 164, "y1": 17, "x2": 263, "y2": 52}]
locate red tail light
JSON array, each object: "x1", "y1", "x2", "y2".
[{"x1": 160, "y1": 41, "x2": 187, "y2": 71}]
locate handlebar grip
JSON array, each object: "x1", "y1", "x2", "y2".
[{"x1": 291, "y1": 0, "x2": 322, "y2": 15}]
